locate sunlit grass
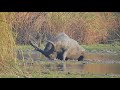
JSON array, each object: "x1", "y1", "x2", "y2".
[
  {"x1": 81, "y1": 43, "x2": 120, "y2": 52},
  {"x1": 16, "y1": 44, "x2": 45, "y2": 51},
  {"x1": 0, "y1": 13, "x2": 16, "y2": 63},
  {"x1": 16, "y1": 45, "x2": 34, "y2": 51}
]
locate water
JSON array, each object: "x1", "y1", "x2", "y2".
[
  {"x1": 65, "y1": 63, "x2": 120, "y2": 74},
  {"x1": 17, "y1": 50, "x2": 120, "y2": 75}
]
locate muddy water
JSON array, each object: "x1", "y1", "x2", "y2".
[
  {"x1": 17, "y1": 50, "x2": 120, "y2": 75},
  {"x1": 64, "y1": 63, "x2": 120, "y2": 74}
]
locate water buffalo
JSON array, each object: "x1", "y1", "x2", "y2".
[{"x1": 29, "y1": 32, "x2": 85, "y2": 61}]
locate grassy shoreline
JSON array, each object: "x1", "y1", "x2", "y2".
[
  {"x1": 82, "y1": 44, "x2": 120, "y2": 53},
  {"x1": 16, "y1": 43, "x2": 120, "y2": 53}
]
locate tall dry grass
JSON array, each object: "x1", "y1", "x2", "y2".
[
  {"x1": 12, "y1": 12, "x2": 47, "y2": 44},
  {"x1": 11, "y1": 12, "x2": 120, "y2": 45},
  {"x1": 47, "y1": 12, "x2": 120, "y2": 44},
  {"x1": 0, "y1": 12, "x2": 20, "y2": 77},
  {"x1": 0, "y1": 12, "x2": 16, "y2": 62},
  {"x1": 0, "y1": 13, "x2": 32, "y2": 77}
]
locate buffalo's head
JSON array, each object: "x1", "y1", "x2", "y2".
[{"x1": 30, "y1": 40, "x2": 57, "y2": 60}]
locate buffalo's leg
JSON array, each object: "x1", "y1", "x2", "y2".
[
  {"x1": 63, "y1": 51, "x2": 68, "y2": 61},
  {"x1": 61, "y1": 50, "x2": 68, "y2": 71},
  {"x1": 78, "y1": 56, "x2": 84, "y2": 61}
]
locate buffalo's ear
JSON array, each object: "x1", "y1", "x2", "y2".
[{"x1": 46, "y1": 40, "x2": 55, "y2": 49}]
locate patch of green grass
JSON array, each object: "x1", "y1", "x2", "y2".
[
  {"x1": 16, "y1": 44, "x2": 45, "y2": 51},
  {"x1": 16, "y1": 45, "x2": 33, "y2": 51},
  {"x1": 31, "y1": 72, "x2": 120, "y2": 78},
  {"x1": 1, "y1": 71, "x2": 119, "y2": 78},
  {"x1": 81, "y1": 44, "x2": 120, "y2": 52}
]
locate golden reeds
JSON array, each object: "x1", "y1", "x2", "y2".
[
  {"x1": 0, "y1": 12, "x2": 16, "y2": 63},
  {"x1": 11, "y1": 12, "x2": 120, "y2": 45}
]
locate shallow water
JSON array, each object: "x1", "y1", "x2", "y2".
[{"x1": 64, "y1": 63, "x2": 120, "y2": 74}]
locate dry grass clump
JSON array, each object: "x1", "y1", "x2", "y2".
[
  {"x1": 0, "y1": 12, "x2": 16, "y2": 62},
  {"x1": 0, "y1": 12, "x2": 19, "y2": 77}
]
